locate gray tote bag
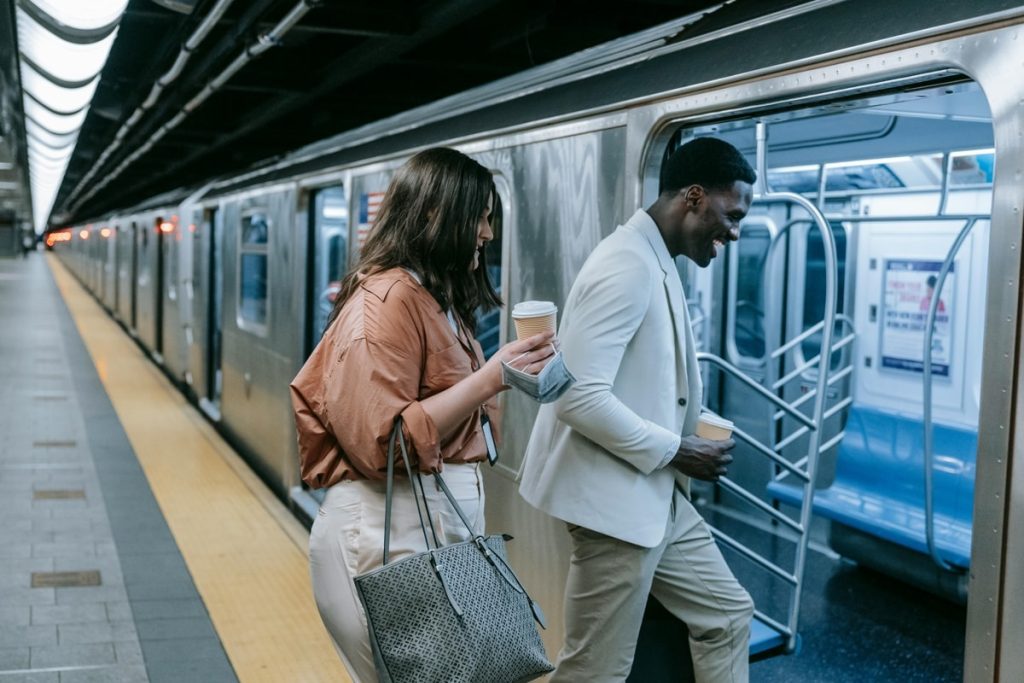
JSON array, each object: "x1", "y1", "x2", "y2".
[{"x1": 353, "y1": 418, "x2": 554, "y2": 683}]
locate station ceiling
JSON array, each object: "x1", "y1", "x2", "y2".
[{"x1": 3, "y1": 0, "x2": 743, "y2": 230}]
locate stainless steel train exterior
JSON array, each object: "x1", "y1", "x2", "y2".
[{"x1": 53, "y1": 1, "x2": 1024, "y2": 678}]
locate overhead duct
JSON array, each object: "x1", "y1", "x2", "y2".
[{"x1": 68, "y1": 0, "x2": 317, "y2": 214}]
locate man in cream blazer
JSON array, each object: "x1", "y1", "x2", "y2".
[{"x1": 520, "y1": 138, "x2": 756, "y2": 682}]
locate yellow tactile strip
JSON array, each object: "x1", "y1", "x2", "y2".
[{"x1": 49, "y1": 256, "x2": 350, "y2": 683}]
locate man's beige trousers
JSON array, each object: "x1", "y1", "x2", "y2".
[{"x1": 552, "y1": 486, "x2": 754, "y2": 683}]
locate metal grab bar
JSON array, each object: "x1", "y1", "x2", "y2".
[
  {"x1": 922, "y1": 217, "x2": 979, "y2": 573},
  {"x1": 709, "y1": 527, "x2": 798, "y2": 586},
  {"x1": 718, "y1": 477, "x2": 804, "y2": 534},
  {"x1": 753, "y1": 610, "x2": 792, "y2": 639},
  {"x1": 773, "y1": 396, "x2": 854, "y2": 453},
  {"x1": 771, "y1": 314, "x2": 855, "y2": 361},
  {"x1": 755, "y1": 190, "x2": 837, "y2": 653},
  {"x1": 733, "y1": 425, "x2": 810, "y2": 482},
  {"x1": 773, "y1": 364, "x2": 853, "y2": 421},
  {"x1": 772, "y1": 333, "x2": 855, "y2": 391},
  {"x1": 696, "y1": 352, "x2": 817, "y2": 430},
  {"x1": 824, "y1": 213, "x2": 988, "y2": 223}
]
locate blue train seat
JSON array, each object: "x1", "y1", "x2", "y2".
[{"x1": 767, "y1": 405, "x2": 975, "y2": 568}]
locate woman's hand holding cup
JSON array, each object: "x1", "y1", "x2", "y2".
[{"x1": 485, "y1": 331, "x2": 557, "y2": 392}]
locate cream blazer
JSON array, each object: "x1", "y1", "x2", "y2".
[{"x1": 519, "y1": 209, "x2": 703, "y2": 548}]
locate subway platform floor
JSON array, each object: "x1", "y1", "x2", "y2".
[{"x1": 0, "y1": 254, "x2": 347, "y2": 682}]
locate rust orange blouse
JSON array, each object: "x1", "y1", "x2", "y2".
[{"x1": 289, "y1": 268, "x2": 497, "y2": 487}]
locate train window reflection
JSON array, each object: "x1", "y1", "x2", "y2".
[
  {"x1": 243, "y1": 214, "x2": 269, "y2": 244},
  {"x1": 733, "y1": 226, "x2": 771, "y2": 359},
  {"x1": 238, "y1": 211, "x2": 270, "y2": 332}
]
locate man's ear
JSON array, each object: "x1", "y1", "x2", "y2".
[{"x1": 681, "y1": 185, "x2": 705, "y2": 207}]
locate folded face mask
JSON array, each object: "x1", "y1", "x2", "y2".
[{"x1": 501, "y1": 351, "x2": 575, "y2": 404}]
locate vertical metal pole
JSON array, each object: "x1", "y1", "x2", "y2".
[
  {"x1": 922, "y1": 218, "x2": 976, "y2": 572},
  {"x1": 816, "y1": 163, "x2": 830, "y2": 212},
  {"x1": 762, "y1": 193, "x2": 835, "y2": 652},
  {"x1": 937, "y1": 152, "x2": 953, "y2": 215},
  {"x1": 755, "y1": 121, "x2": 769, "y2": 196}
]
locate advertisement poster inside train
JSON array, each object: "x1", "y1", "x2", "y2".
[{"x1": 880, "y1": 259, "x2": 954, "y2": 377}]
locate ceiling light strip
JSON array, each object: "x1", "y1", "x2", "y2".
[
  {"x1": 16, "y1": 0, "x2": 121, "y2": 45},
  {"x1": 23, "y1": 87, "x2": 88, "y2": 117},
  {"x1": 24, "y1": 112, "x2": 80, "y2": 138},
  {"x1": 19, "y1": 0, "x2": 127, "y2": 230},
  {"x1": 20, "y1": 53, "x2": 101, "y2": 90}
]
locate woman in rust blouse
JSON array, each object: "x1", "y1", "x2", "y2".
[{"x1": 290, "y1": 147, "x2": 555, "y2": 683}]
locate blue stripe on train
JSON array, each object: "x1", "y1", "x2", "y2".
[{"x1": 767, "y1": 405, "x2": 975, "y2": 568}]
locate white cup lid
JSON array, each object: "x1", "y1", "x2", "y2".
[
  {"x1": 698, "y1": 412, "x2": 734, "y2": 429},
  {"x1": 512, "y1": 300, "x2": 557, "y2": 318}
]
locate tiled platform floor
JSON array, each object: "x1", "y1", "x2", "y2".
[{"x1": 0, "y1": 254, "x2": 235, "y2": 683}]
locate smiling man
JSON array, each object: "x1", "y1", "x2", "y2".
[{"x1": 519, "y1": 137, "x2": 756, "y2": 682}]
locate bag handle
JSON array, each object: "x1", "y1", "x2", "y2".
[
  {"x1": 382, "y1": 418, "x2": 549, "y2": 627},
  {"x1": 382, "y1": 418, "x2": 441, "y2": 565}
]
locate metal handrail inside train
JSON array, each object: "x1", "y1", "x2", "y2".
[
  {"x1": 691, "y1": 120, "x2": 839, "y2": 653},
  {"x1": 923, "y1": 216, "x2": 982, "y2": 573}
]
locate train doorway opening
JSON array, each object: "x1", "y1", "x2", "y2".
[
  {"x1": 632, "y1": 74, "x2": 992, "y2": 677},
  {"x1": 206, "y1": 207, "x2": 224, "y2": 410},
  {"x1": 130, "y1": 222, "x2": 138, "y2": 332},
  {"x1": 154, "y1": 217, "x2": 165, "y2": 356},
  {"x1": 306, "y1": 185, "x2": 348, "y2": 355}
]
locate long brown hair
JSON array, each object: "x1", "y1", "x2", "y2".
[{"x1": 327, "y1": 147, "x2": 501, "y2": 331}]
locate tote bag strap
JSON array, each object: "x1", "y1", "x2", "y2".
[{"x1": 382, "y1": 418, "x2": 442, "y2": 565}]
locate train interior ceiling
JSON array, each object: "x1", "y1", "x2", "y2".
[{"x1": 683, "y1": 77, "x2": 991, "y2": 613}]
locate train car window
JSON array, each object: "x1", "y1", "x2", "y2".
[
  {"x1": 474, "y1": 178, "x2": 505, "y2": 359},
  {"x1": 238, "y1": 211, "x2": 270, "y2": 332},
  {"x1": 801, "y1": 223, "x2": 847, "y2": 368}
]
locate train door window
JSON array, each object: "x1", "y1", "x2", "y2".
[
  {"x1": 800, "y1": 222, "x2": 847, "y2": 368},
  {"x1": 165, "y1": 219, "x2": 177, "y2": 302},
  {"x1": 238, "y1": 210, "x2": 270, "y2": 334},
  {"x1": 309, "y1": 186, "x2": 348, "y2": 349},
  {"x1": 727, "y1": 218, "x2": 775, "y2": 363},
  {"x1": 474, "y1": 174, "x2": 508, "y2": 359}
]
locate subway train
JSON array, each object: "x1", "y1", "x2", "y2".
[{"x1": 51, "y1": 0, "x2": 1024, "y2": 679}]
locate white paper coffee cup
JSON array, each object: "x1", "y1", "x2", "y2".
[
  {"x1": 695, "y1": 412, "x2": 734, "y2": 440},
  {"x1": 512, "y1": 301, "x2": 557, "y2": 340}
]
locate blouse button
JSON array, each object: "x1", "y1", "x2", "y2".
[{"x1": 678, "y1": 397, "x2": 687, "y2": 406}]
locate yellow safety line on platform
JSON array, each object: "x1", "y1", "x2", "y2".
[{"x1": 49, "y1": 255, "x2": 351, "y2": 683}]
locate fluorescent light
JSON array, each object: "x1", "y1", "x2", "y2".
[
  {"x1": 16, "y1": 8, "x2": 118, "y2": 84},
  {"x1": 17, "y1": 0, "x2": 128, "y2": 232},
  {"x1": 30, "y1": 0, "x2": 129, "y2": 31},
  {"x1": 951, "y1": 148, "x2": 995, "y2": 158},
  {"x1": 23, "y1": 96, "x2": 87, "y2": 136},
  {"x1": 20, "y1": 62, "x2": 98, "y2": 113}
]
